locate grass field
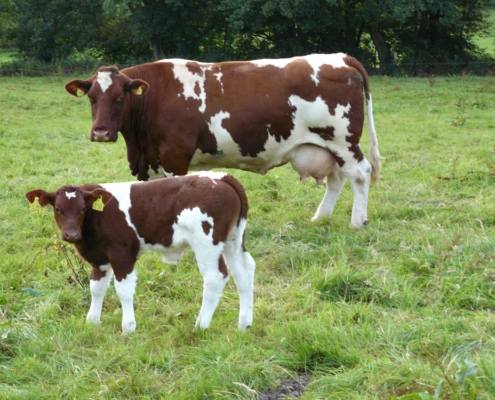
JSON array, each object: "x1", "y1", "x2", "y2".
[
  {"x1": 475, "y1": 6, "x2": 495, "y2": 56},
  {"x1": 1, "y1": 74, "x2": 495, "y2": 399},
  {"x1": 0, "y1": 49, "x2": 16, "y2": 64}
]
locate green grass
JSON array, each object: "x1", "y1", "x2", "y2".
[
  {"x1": 1, "y1": 74, "x2": 495, "y2": 399},
  {"x1": 0, "y1": 49, "x2": 16, "y2": 63},
  {"x1": 475, "y1": 6, "x2": 495, "y2": 56}
]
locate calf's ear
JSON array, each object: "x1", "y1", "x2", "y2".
[
  {"x1": 25, "y1": 189, "x2": 55, "y2": 206},
  {"x1": 125, "y1": 79, "x2": 149, "y2": 96},
  {"x1": 65, "y1": 79, "x2": 92, "y2": 97},
  {"x1": 84, "y1": 188, "x2": 114, "y2": 209}
]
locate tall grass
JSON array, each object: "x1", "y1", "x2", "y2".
[{"x1": 0, "y1": 74, "x2": 494, "y2": 399}]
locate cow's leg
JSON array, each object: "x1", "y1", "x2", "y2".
[
  {"x1": 343, "y1": 158, "x2": 372, "y2": 228},
  {"x1": 222, "y1": 227, "x2": 256, "y2": 331},
  {"x1": 193, "y1": 245, "x2": 229, "y2": 330},
  {"x1": 86, "y1": 264, "x2": 113, "y2": 325},
  {"x1": 113, "y1": 267, "x2": 138, "y2": 335},
  {"x1": 312, "y1": 166, "x2": 346, "y2": 221}
]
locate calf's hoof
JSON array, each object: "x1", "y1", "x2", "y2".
[
  {"x1": 122, "y1": 320, "x2": 136, "y2": 335},
  {"x1": 350, "y1": 219, "x2": 368, "y2": 229}
]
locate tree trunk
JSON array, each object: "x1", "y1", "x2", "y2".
[
  {"x1": 153, "y1": 43, "x2": 164, "y2": 61},
  {"x1": 369, "y1": 26, "x2": 390, "y2": 70}
]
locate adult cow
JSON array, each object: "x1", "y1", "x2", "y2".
[{"x1": 65, "y1": 53, "x2": 381, "y2": 228}]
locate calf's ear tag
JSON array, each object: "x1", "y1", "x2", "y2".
[
  {"x1": 76, "y1": 88, "x2": 84, "y2": 97},
  {"x1": 29, "y1": 198, "x2": 42, "y2": 212},
  {"x1": 92, "y1": 196, "x2": 104, "y2": 211},
  {"x1": 134, "y1": 85, "x2": 143, "y2": 95}
]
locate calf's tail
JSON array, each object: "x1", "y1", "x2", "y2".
[{"x1": 221, "y1": 174, "x2": 250, "y2": 251}]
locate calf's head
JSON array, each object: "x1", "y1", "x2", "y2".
[
  {"x1": 26, "y1": 186, "x2": 113, "y2": 243},
  {"x1": 65, "y1": 66, "x2": 149, "y2": 142}
]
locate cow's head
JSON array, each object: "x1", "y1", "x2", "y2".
[
  {"x1": 26, "y1": 186, "x2": 113, "y2": 243},
  {"x1": 65, "y1": 66, "x2": 149, "y2": 142}
]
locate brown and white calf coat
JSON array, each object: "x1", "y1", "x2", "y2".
[
  {"x1": 65, "y1": 53, "x2": 381, "y2": 228},
  {"x1": 26, "y1": 172, "x2": 255, "y2": 334}
]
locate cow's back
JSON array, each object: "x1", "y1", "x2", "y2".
[{"x1": 102, "y1": 174, "x2": 242, "y2": 248}]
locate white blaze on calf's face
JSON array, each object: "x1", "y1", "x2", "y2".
[
  {"x1": 97, "y1": 71, "x2": 113, "y2": 93},
  {"x1": 65, "y1": 191, "x2": 77, "y2": 200}
]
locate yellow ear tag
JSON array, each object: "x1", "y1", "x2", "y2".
[
  {"x1": 76, "y1": 88, "x2": 84, "y2": 97},
  {"x1": 92, "y1": 196, "x2": 104, "y2": 211},
  {"x1": 29, "y1": 198, "x2": 42, "y2": 212},
  {"x1": 134, "y1": 85, "x2": 142, "y2": 95}
]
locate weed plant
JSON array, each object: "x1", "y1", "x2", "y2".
[{"x1": 1, "y1": 75, "x2": 495, "y2": 399}]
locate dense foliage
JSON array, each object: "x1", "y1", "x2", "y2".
[{"x1": 0, "y1": 0, "x2": 494, "y2": 73}]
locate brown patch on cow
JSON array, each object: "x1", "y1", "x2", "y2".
[
  {"x1": 90, "y1": 266, "x2": 108, "y2": 281},
  {"x1": 309, "y1": 126, "x2": 335, "y2": 141},
  {"x1": 202, "y1": 220, "x2": 212, "y2": 236},
  {"x1": 218, "y1": 256, "x2": 228, "y2": 277},
  {"x1": 331, "y1": 151, "x2": 345, "y2": 167},
  {"x1": 348, "y1": 142, "x2": 364, "y2": 162},
  {"x1": 194, "y1": 81, "x2": 201, "y2": 97},
  {"x1": 186, "y1": 62, "x2": 203, "y2": 75},
  {"x1": 206, "y1": 61, "x2": 308, "y2": 157}
]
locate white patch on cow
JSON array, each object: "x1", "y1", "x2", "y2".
[
  {"x1": 97, "y1": 71, "x2": 113, "y2": 93},
  {"x1": 65, "y1": 191, "x2": 77, "y2": 199},
  {"x1": 214, "y1": 72, "x2": 224, "y2": 93},
  {"x1": 170, "y1": 60, "x2": 212, "y2": 113},
  {"x1": 190, "y1": 111, "x2": 244, "y2": 169},
  {"x1": 171, "y1": 207, "x2": 217, "y2": 250},
  {"x1": 252, "y1": 53, "x2": 348, "y2": 85},
  {"x1": 289, "y1": 95, "x2": 351, "y2": 137},
  {"x1": 100, "y1": 182, "x2": 137, "y2": 233},
  {"x1": 251, "y1": 58, "x2": 294, "y2": 69},
  {"x1": 191, "y1": 171, "x2": 227, "y2": 184}
]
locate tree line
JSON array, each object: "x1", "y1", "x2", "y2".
[{"x1": 1, "y1": 0, "x2": 494, "y2": 74}]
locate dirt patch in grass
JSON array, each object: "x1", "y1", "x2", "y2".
[{"x1": 258, "y1": 374, "x2": 310, "y2": 399}]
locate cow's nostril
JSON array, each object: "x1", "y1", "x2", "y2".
[{"x1": 92, "y1": 130, "x2": 109, "y2": 142}]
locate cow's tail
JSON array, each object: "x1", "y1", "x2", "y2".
[
  {"x1": 344, "y1": 55, "x2": 382, "y2": 184},
  {"x1": 221, "y1": 174, "x2": 250, "y2": 250}
]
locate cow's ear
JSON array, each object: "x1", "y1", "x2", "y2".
[
  {"x1": 65, "y1": 79, "x2": 92, "y2": 97},
  {"x1": 126, "y1": 79, "x2": 149, "y2": 96},
  {"x1": 84, "y1": 188, "x2": 113, "y2": 209},
  {"x1": 25, "y1": 189, "x2": 55, "y2": 207}
]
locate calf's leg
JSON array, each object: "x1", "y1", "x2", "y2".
[
  {"x1": 194, "y1": 251, "x2": 229, "y2": 330},
  {"x1": 223, "y1": 222, "x2": 256, "y2": 331},
  {"x1": 86, "y1": 264, "x2": 113, "y2": 325},
  {"x1": 113, "y1": 268, "x2": 138, "y2": 334}
]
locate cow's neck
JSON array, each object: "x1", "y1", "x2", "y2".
[{"x1": 120, "y1": 100, "x2": 152, "y2": 180}]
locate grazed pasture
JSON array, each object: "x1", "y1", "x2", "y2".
[{"x1": 1, "y1": 74, "x2": 494, "y2": 399}]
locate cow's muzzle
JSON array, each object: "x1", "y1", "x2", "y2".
[
  {"x1": 62, "y1": 229, "x2": 81, "y2": 243},
  {"x1": 91, "y1": 129, "x2": 115, "y2": 142}
]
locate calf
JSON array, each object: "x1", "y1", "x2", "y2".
[{"x1": 26, "y1": 172, "x2": 256, "y2": 334}]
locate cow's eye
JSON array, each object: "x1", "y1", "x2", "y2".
[
  {"x1": 88, "y1": 97, "x2": 96, "y2": 104},
  {"x1": 80, "y1": 207, "x2": 86, "y2": 215},
  {"x1": 114, "y1": 96, "x2": 124, "y2": 103},
  {"x1": 55, "y1": 208, "x2": 61, "y2": 215}
]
